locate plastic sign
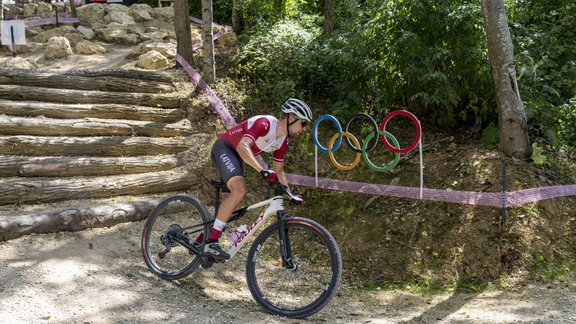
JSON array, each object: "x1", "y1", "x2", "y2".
[{"x1": 1, "y1": 20, "x2": 26, "y2": 45}]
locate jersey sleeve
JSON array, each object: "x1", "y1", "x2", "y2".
[
  {"x1": 243, "y1": 117, "x2": 271, "y2": 142},
  {"x1": 272, "y1": 137, "x2": 288, "y2": 162}
]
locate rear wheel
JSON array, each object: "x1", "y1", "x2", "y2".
[
  {"x1": 141, "y1": 194, "x2": 211, "y2": 280},
  {"x1": 245, "y1": 217, "x2": 342, "y2": 318}
]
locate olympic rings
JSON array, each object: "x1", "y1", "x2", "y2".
[
  {"x1": 344, "y1": 113, "x2": 378, "y2": 153},
  {"x1": 312, "y1": 114, "x2": 342, "y2": 153},
  {"x1": 328, "y1": 132, "x2": 362, "y2": 171},
  {"x1": 311, "y1": 111, "x2": 421, "y2": 172},
  {"x1": 362, "y1": 130, "x2": 400, "y2": 172},
  {"x1": 380, "y1": 110, "x2": 421, "y2": 154}
]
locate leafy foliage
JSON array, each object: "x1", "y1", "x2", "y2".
[
  {"x1": 512, "y1": 0, "x2": 576, "y2": 147},
  {"x1": 231, "y1": 17, "x2": 323, "y2": 106},
  {"x1": 223, "y1": 0, "x2": 575, "y2": 146}
]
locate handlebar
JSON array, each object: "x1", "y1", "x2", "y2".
[{"x1": 270, "y1": 182, "x2": 303, "y2": 204}]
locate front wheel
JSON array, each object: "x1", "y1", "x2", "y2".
[
  {"x1": 141, "y1": 194, "x2": 211, "y2": 280},
  {"x1": 245, "y1": 217, "x2": 342, "y2": 318}
]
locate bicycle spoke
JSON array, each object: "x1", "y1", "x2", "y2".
[
  {"x1": 141, "y1": 194, "x2": 210, "y2": 280},
  {"x1": 246, "y1": 217, "x2": 342, "y2": 318}
]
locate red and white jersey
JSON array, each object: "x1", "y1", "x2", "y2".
[{"x1": 218, "y1": 115, "x2": 288, "y2": 162}]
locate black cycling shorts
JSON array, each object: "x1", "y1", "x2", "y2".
[{"x1": 211, "y1": 139, "x2": 244, "y2": 191}]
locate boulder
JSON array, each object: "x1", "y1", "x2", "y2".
[
  {"x1": 44, "y1": 36, "x2": 73, "y2": 59},
  {"x1": 76, "y1": 3, "x2": 106, "y2": 26},
  {"x1": 75, "y1": 40, "x2": 107, "y2": 55},
  {"x1": 0, "y1": 57, "x2": 37, "y2": 69},
  {"x1": 137, "y1": 50, "x2": 171, "y2": 70},
  {"x1": 77, "y1": 26, "x2": 96, "y2": 40}
]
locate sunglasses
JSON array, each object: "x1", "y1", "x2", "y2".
[{"x1": 300, "y1": 120, "x2": 308, "y2": 128}]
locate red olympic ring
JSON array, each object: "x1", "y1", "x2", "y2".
[{"x1": 379, "y1": 110, "x2": 421, "y2": 154}]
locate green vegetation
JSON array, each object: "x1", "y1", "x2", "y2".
[{"x1": 222, "y1": 0, "x2": 575, "y2": 146}]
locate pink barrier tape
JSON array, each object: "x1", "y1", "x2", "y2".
[
  {"x1": 286, "y1": 174, "x2": 576, "y2": 207},
  {"x1": 189, "y1": 16, "x2": 225, "y2": 29},
  {"x1": 176, "y1": 54, "x2": 237, "y2": 129},
  {"x1": 24, "y1": 17, "x2": 79, "y2": 27}
]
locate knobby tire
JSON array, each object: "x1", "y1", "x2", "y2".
[
  {"x1": 245, "y1": 217, "x2": 342, "y2": 318},
  {"x1": 141, "y1": 194, "x2": 211, "y2": 280}
]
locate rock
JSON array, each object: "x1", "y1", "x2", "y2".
[
  {"x1": 137, "y1": 50, "x2": 171, "y2": 70},
  {"x1": 96, "y1": 27, "x2": 139, "y2": 45},
  {"x1": 129, "y1": 5, "x2": 153, "y2": 22},
  {"x1": 31, "y1": 26, "x2": 78, "y2": 43},
  {"x1": 76, "y1": 3, "x2": 107, "y2": 26},
  {"x1": 44, "y1": 36, "x2": 73, "y2": 59},
  {"x1": 105, "y1": 11, "x2": 136, "y2": 25},
  {"x1": 143, "y1": 42, "x2": 176, "y2": 59},
  {"x1": 23, "y1": 3, "x2": 36, "y2": 16},
  {"x1": 36, "y1": 2, "x2": 53, "y2": 16},
  {"x1": 0, "y1": 57, "x2": 37, "y2": 69},
  {"x1": 75, "y1": 40, "x2": 107, "y2": 55},
  {"x1": 151, "y1": 7, "x2": 174, "y2": 23},
  {"x1": 77, "y1": 26, "x2": 96, "y2": 40}
]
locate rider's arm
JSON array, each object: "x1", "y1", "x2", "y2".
[
  {"x1": 273, "y1": 160, "x2": 290, "y2": 190},
  {"x1": 236, "y1": 137, "x2": 267, "y2": 172}
]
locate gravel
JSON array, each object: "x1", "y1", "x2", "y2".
[{"x1": 1, "y1": 220, "x2": 575, "y2": 323}]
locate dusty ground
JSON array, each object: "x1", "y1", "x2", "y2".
[{"x1": 1, "y1": 220, "x2": 576, "y2": 323}]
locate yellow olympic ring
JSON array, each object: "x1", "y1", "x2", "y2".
[{"x1": 327, "y1": 132, "x2": 362, "y2": 171}]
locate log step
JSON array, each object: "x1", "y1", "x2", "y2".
[
  {"x1": 0, "y1": 85, "x2": 182, "y2": 107},
  {"x1": 0, "y1": 134, "x2": 212, "y2": 156},
  {"x1": 0, "y1": 155, "x2": 184, "y2": 177},
  {"x1": 0, "y1": 198, "x2": 160, "y2": 241},
  {"x1": 0, "y1": 67, "x2": 176, "y2": 93},
  {"x1": 0, "y1": 166, "x2": 198, "y2": 205},
  {"x1": 0, "y1": 115, "x2": 195, "y2": 137},
  {"x1": 0, "y1": 100, "x2": 184, "y2": 122}
]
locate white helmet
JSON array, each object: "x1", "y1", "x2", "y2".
[{"x1": 281, "y1": 98, "x2": 312, "y2": 122}]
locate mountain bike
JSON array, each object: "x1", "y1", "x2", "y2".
[{"x1": 140, "y1": 178, "x2": 342, "y2": 319}]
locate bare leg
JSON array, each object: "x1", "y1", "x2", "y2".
[
  {"x1": 207, "y1": 176, "x2": 246, "y2": 241},
  {"x1": 215, "y1": 176, "x2": 246, "y2": 222}
]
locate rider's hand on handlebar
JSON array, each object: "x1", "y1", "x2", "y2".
[
  {"x1": 260, "y1": 169, "x2": 278, "y2": 184},
  {"x1": 290, "y1": 194, "x2": 304, "y2": 206}
]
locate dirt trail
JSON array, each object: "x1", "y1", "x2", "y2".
[{"x1": 1, "y1": 220, "x2": 575, "y2": 323}]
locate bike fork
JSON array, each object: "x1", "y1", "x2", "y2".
[{"x1": 277, "y1": 211, "x2": 297, "y2": 270}]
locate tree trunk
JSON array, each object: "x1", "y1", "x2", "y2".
[
  {"x1": 68, "y1": 0, "x2": 77, "y2": 18},
  {"x1": 201, "y1": 0, "x2": 216, "y2": 83},
  {"x1": 232, "y1": 0, "x2": 244, "y2": 34},
  {"x1": 324, "y1": 0, "x2": 335, "y2": 36},
  {"x1": 174, "y1": 0, "x2": 194, "y2": 67},
  {"x1": 481, "y1": 0, "x2": 531, "y2": 159}
]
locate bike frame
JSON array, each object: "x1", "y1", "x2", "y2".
[{"x1": 224, "y1": 195, "x2": 285, "y2": 259}]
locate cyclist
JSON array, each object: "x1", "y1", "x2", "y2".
[{"x1": 200, "y1": 98, "x2": 312, "y2": 260}]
